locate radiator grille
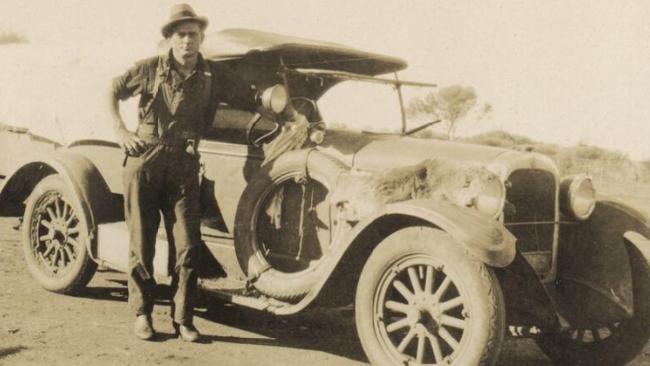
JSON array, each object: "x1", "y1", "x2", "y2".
[{"x1": 504, "y1": 169, "x2": 556, "y2": 252}]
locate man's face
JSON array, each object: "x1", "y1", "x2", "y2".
[{"x1": 169, "y1": 22, "x2": 203, "y2": 60}]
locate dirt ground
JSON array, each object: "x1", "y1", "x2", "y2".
[{"x1": 1, "y1": 216, "x2": 650, "y2": 366}]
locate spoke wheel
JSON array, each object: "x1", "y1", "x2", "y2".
[
  {"x1": 356, "y1": 227, "x2": 505, "y2": 366},
  {"x1": 376, "y1": 258, "x2": 468, "y2": 364},
  {"x1": 29, "y1": 191, "x2": 81, "y2": 276},
  {"x1": 235, "y1": 150, "x2": 348, "y2": 301},
  {"x1": 22, "y1": 175, "x2": 96, "y2": 294},
  {"x1": 536, "y1": 243, "x2": 650, "y2": 366},
  {"x1": 563, "y1": 323, "x2": 620, "y2": 344}
]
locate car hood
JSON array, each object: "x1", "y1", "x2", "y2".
[
  {"x1": 317, "y1": 129, "x2": 559, "y2": 180},
  {"x1": 352, "y1": 135, "x2": 508, "y2": 171}
]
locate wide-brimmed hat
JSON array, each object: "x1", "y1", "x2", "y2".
[{"x1": 161, "y1": 4, "x2": 208, "y2": 38}]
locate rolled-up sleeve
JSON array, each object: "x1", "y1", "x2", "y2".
[{"x1": 112, "y1": 62, "x2": 147, "y2": 101}]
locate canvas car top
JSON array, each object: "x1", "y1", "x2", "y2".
[
  {"x1": 200, "y1": 28, "x2": 408, "y2": 76},
  {"x1": 0, "y1": 28, "x2": 408, "y2": 148}
]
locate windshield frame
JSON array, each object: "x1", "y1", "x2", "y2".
[{"x1": 281, "y1": 68, "x2": 438, "y2": 134}]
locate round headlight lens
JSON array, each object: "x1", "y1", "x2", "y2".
[
  {"x1": 473, "y1": 177, "x2": 506, "y2": 218},
  {"x1": 260, "y1": 84, "x2": 289, "y2": 114},
  {"x1": 560, "y1": 175, "x2": 596, "y2": 220}
]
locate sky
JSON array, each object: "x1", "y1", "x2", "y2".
[{"x1": 1, "y1": 0, "x2": 649, "y2": 160}]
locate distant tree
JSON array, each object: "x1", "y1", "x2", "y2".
[
  {"x1": 406, "y1": 85, "x2": 491, "y2": 141},
  {"x1": 0, "y1": 31, "x2": 27, "y2": 45}
]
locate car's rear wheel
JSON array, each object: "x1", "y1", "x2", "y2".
[
  {"x1": 536, "y1": 243, "x2": 650, "y2": 366},
  {"x1": 22, "y1": 174, "x2": 97, "y2": 294},
  {"x1": 355, "y1": 227, "x2": 506, "y2": 366}
]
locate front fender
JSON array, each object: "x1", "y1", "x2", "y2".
[
  {"x1": 616, "y1": 201, "x2": 650, "y2": 263},
  {"x1": 271, "y1": 198, "x2": 516, "y2": 315},
  {"x1": 556, "y1": 199, "x2": 650, "y2": 327},
  {"x1": 344, "y1": 199, "x2": 517, "y2": 267}
]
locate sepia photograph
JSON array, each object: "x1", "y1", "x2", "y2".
[{"x1": 1, "y1": 1, "x2": 649, "y2": 365}]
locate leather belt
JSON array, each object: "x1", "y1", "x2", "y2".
[
  {"x1": 122, "y1": 133, "x2": 200, "y2": 166},
  {"x1": 139, "y1": 135, "x2": 199, "y2": 149}
]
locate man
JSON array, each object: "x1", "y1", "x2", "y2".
[{"x1": 109, "y1": 4, "x2": 256, "y2": 342}]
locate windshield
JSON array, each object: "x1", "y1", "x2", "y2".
[{"x1": 317, "y1": 79, "x2": 437, "y2": 134}]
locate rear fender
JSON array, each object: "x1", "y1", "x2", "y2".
[
  {"x1": 20, "y1": 151, "x2": 116, "y2": 260},
  {"x1": 270, "y1": 198, "x2": 517, "y2": 315},
  {"x1": 556, "y1": 199, "x2": 650, "y2": 327},
  {"x1": 0, "y1": 162, "x2": 56, "y2": 216}
]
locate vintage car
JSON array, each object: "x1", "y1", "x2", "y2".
[{"x1": 1, "y1": 28, "x2": 649, "y2": 366}]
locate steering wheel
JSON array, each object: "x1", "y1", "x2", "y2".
[{"x1": 246, "y1": 112, "x2": 281, "y2": 147}]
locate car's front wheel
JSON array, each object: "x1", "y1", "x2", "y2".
[
  {"x1": 355, "y1": 227, "x2": 506, "y2": 366},
  {"x1": 22, "y1": 174, "x2": 97, "y2": 294},
  {"x1": 536, "y1": 243, "x2": 650, "y2": 366}
]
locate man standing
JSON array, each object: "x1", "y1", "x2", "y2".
[{"x1": 109, "y1": 4, "x2": 256, "y2": 341}]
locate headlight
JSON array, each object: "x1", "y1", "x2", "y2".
[
  {"x1": 260, "y1": 84, "x2": 289, "y2": 114},
  {"x1": 560, "y1": 174, "x2": 596, "y2": 220},
  {"x1": 471, "y1": 177, "x2": 506, "y2": 218}
]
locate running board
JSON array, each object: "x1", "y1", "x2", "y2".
[
  {"x1": 96, "y1": 221, "x2": 171, "y2": 277},
  {"x1": 198, "y1": 277, "x2": 292, "y2": 312},
  {"x1": 96, "y1": 222, "x2": 308, "y2": 314}
]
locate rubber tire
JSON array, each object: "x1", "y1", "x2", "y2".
[
  {"x1": 22, "y1": 174, "x2": 97, "y2": 294},
  {"x1": 536, "y1": 243, "x2": 650, "y2": 366},
  {"x1": 355, "y1": 227, "x2": 506, "y2": 366},
  {"x1": 234, "y1": 149, "x2": 347, "y2": 301}
]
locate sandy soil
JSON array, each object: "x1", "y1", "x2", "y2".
[{"x1": 1, "y1": 216, "x2": 649, "y2": 366}]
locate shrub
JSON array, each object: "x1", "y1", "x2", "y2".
[{"x1": 0, "y1": 31, "x2": 27, "y2": 45}]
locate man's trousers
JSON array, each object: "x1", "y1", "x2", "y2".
[{"x1": 122, "y1": 144, "x2": 201, "y2": 326}]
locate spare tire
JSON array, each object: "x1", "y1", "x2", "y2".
[{"x1": 234, "y1": 149, "x2": 348, "y2": 301}]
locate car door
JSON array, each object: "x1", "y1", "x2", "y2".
[
  {"x1": 198, "y1": 107, "x2": 333, "y2": 279},
  {"x1": 198, "y1": 107, "x2": 265, "y2": 238}
]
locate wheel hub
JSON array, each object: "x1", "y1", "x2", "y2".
[
  {"x1": 376, "y1": 261, "x2": 469, "y2": 364},
  {"x1": 53, "y1": 229, "x2": 67, "y2": 244},
  {"x1": 422, "y1": 309, "x2": 441, "y2": 333},
  {"x1": 411, "y1": 297, "x2": 443, "y2": 332},
  {"x1": 31, "y1": 192, "x2": 79, "y2": 276}
]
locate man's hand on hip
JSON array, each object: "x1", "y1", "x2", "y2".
[{"x1": 116, "y1": 127, "x2": 148, "y2": 156}]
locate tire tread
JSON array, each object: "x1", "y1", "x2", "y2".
[{"x1": 22, "y1": 174, "x2": 97, "y2": 294}]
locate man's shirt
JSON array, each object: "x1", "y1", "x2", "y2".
[{"x1": 112, "y1": 50, "x2": 257, "y2": 140}]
